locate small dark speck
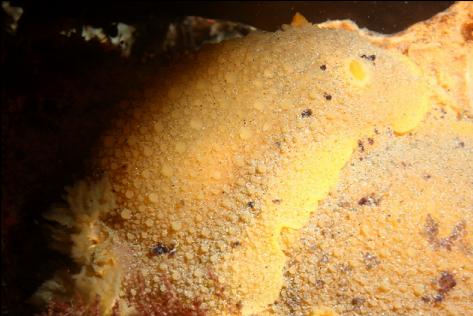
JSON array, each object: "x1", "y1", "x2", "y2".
[
  {"x1": 351, "y1": 297, "x2": 365, "y2": 306},
  {"x1": 231, "y1": 241, "x2": 241, "y2": 248},
  {"x1": 358, "y1": 140, "x2": 365, "y2": 152},
  {"x1": 358, "y1": 194, "x2": 379, "y2": 206},
  {"x1": 323, "y1": 93, "x2": 332, "y2": 101},
  {"x1": 319, "y1": 254, "x2": 329, "y2": 264},
  {"x1": 361, "y1": 54, "x2": 376, "y2": 62},
  {"x1": 363, "y1": 252, "x2": 380, "y2": 270},
  {"x1": 301, "y1": 109, "x2": 312, "y2": 118},
  {"x1": 367, "y1": 138, "x2": 374, "y2": 145},
  {"x1": 236, "y1": 301, "x2": 243, "y2": 310},
  {"x1": 433, "y1": 293, "x2": 444, "y2": 303},
  {"x1": 423, "y1": 174, "x2": 432, "y2": 180},
  {"x1": 151, "y1": 243, "x2": 170, "y2": 256},
  {"x1": 421, "y1": 296, "x2": 431, "y2": 303},
  {"x1": 315, "y1": 279, "x2": 325, "y2": 288},
  {"x1": 458, "y1": 141, "x2": 465, "y2": 148},
  {"x1": 438, "y1": 271, "x2": 456, "y2": 294},
  {"x1": 320, "y1": 64, "x2": 327, "y2": 71},
  {"x1": 247, "y1": 201, "x2": 255, "y2": 208},
  {"x1": 272, "y1": 199, "x2": 281, "y2": 204}
]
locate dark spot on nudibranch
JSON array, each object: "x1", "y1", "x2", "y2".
[
  {"x1": 231, "y1": 241, "x2": 241, "y2": 248},
  {"x1": 424, "y1": 214, "x2": 439, "y2": 244},
  {"x1": 421, "y1": 296, "x2": 431, "y2": 303},
  {"x1": 358, "y1": 194, "x2": 380, "y2": 207},
  {"x1": 362, "y1": 252, "x2": 380, "y2": 270},
  {"x1": 423, "y1": 272, "x2": 457, "y2": 304},
  {"x1": 438, "y1": 271, "x2": 456, "y2": 294},
  {"x1": 320, "y1": 64, "x2": 327, "y2": 71},
  {"x1": 151, "y1": 243, "x2": 170, "y2": 256},
  {"x1": 351, "y1": 297, "x2": 365, "y2": 306},
  {"x1": 301, "y1": 109, "x2": 313, "y2": 118},
  {"x1": 361, "y1": 54, "x2": 376, "y2": 62},
  {"x1": 424, "y1": 214, "x2": 466, "y2": 251},
  {"x1": 433, "y1": 293, "x2": 445, "y2": 303},
  {"x1": 323, "y1": 93, "x2": 332, "y2": 101},
  {"x1": 358, "y1": 140, "x2": 365, "y2": 152},
  {"x1": 247, "y1": 201, "x2": 255, "y2": 208},
  {"x1": 461, "y1": 22, "x2": 473, "y2": 42},
  {"x1": 272, "y1": 199, "x2": 282, "y2": 204}
]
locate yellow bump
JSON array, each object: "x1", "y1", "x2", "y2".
[
  {"x1": 280, "y1": 102, "x2": 292, "y2": 110},
  {"x1": 143, "y1": 146, "x2": 153, "y2": 157},
  {"x1": 225, "y1": 72, "x2": 237, "y2": 84},
  {"x1": 288, "y1": 265, "x2": 297, "y2": 275},
  {"x1": 210, "y1": 254, "x2": 218, "y2": 263},
  {"x1": 153, "y1": 122, "x2": 163, "y2": 132},
  {"x1": 193, "y1": 269, "x2": 203, "y2": 278},
  {"x1": 256, "y1": 162, "x2": 267, "y2": 174},
  {"x1": 142, "y1": 170, "x2": 150, "y2": 179},
  {"x1": 171, "y1": 271, "x2": 180, "y2": 281},
  {"x1": 125, "y1": 190, "x2": 134, "y2": 199},
  {"x1": 390, "y1": 85, "x2": 429, "y2": 134},
  {"x1": 262, "y1": 122, "x2": 272, "y2": 131},
  {"x1": 120, "y1": 208, "x2": 132, "y2": 220},
  {"x1": 263, "y1": 69, "x2": 273, "y2": 79},
  {"x1": 309, "y1": 307, "x2": 338, "y2": 316},
  {"x1": 413, "y1": 284, "x2": 424, "y2": 297},
  {"x1": 175, "y1": 142, "x2": 186, "y2": 153},
  {"x1": 139, "y1": 126, "x2": 148, "y2": 135},
  {"x1": 161, "y1": 164, "x2": 174, "y2": 177},
  {"x1": 196, "y1": 81, "x2": 206, "y2": 90},
  {"x1": 308, "y1": 90, "x2": 319, "y2": 100},
  {"x1": 291, "y1": 12, "x2": 309, "y2": 27},
  {"x1": 239, "y1": 127, "x2": 252, "y2": 140},
  {"x1": 348, "y1": 59, "x2": 367, "y2": 82},
  {"x1": 145, "y1": 219, "x2": 154, "y2": 227},
  {"x1": 283, "y1": 63, "x2": 294, "y2": 74},
  {"x1": 253, "y1": 101, "x2": 264, "y2": 111},
  {"x1": 190, "y1": 118, "x2": 203, "y2": 130},
  {"x1": 200, "y1": 244, "x2": 209, "y2": 253},
  {"x1": 253, "y1": 79, "x2": 263, "y2": 89},
  {"x1": 191, "y1": 99, "x2": 203, "y2": 107},
  {"x1": 272, "y1": 135, "x2": 357, "y2": 228},
  {"x1": 148, "y1": 192, "x2": 159, "y2": 203},
  {"x1": 171, "y1": 221, "x2": 182, "y2": 231},
  {"x1": 234, "y1": 156, "x2": 245, "y2": 168},
  {"x1": 211, "y1": 170, "x2": 222, "y2": 180}
]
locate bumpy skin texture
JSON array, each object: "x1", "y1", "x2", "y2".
[
  {"x1": 273, "y1": 110, "x2": 473, "y2": 316},
  {"x1": 318, "y1": 1, "x2": 473, "y2": 116},
  {"x1": 36, "y1": 25, "x2": 429, "y2": 315}
]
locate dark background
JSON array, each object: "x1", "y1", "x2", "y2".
[{"x1": 1, "y1": 2, "x2": 454, "y2": 315}]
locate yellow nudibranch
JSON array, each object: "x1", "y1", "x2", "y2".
[{"x1": 35, "y1": 22, "x2": 430, "y2": 315}]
